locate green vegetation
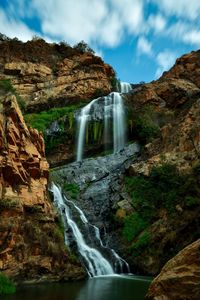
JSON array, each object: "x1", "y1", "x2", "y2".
[
  {"x1": 24, "y1": 103, "x2": 85, "y2": 153},
  {"x1": 110, "y1": 76, "x2": 120, "y2": 91},
  {"x1": 63, "y1": 183, "x2": 80, "y2": 199},
  {"x1": 133, "y1": 106, "x2": 160, "y2": 144},
  {"x1": 24, "y1": 104, "x2": 84, "y2": 133},
  {"x1": 0, "y1": 79, "x2": 26, "y2": 112},
  {"x1": 0, "y1": 198, "x2": 20, "y2": 211},
  {"x1": 56, "y1": 215, "x2": 65, "y2": 238},
  {"x1": 94, "y1": 88, "x2": 104, "y2": 98},
  {"x1": 0, "y1": 79, "x2": 15, "y2": 93},
  {"x1": 0, "y1": 272, "x2": 16, "y2": 295},
  {"x1": 131, "y1": 230, "x2": 151, "y2": 257},
  {"x1": 73, "y1": 40, "x2": 94, "y2": 54},
  {"x1": 122, "y1": 163, "x2": 200, "y2": 255},
  {"x1": 123, "y1": 212, "x2": 148, "y2": 242}
]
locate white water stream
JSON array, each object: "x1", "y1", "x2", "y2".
[
  {"x1": 51, "y1": 183, "x2": 130, "y2": 277},
  {"x1": 51, "y1": 183, "x2": 114, "y2": 277},
  {"x1": 76, "y1": 82, "x2": 131, "y2": 161}
]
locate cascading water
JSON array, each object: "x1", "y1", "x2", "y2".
[
  {"x1": 76, "y1": 98, "x2": 99, "y2": 162},
  {"x1": 113, "y1": 92, "x2": 126, "y2": 153},
  {"x1": 76, "y1": 82, "x2": 132, "y2": 161},
  {"x1": 50, "y1": 183, "x2": 130, "y2": 277},
  {"x1": 118, "y1": 82, "x2": 132, "y2": 93}
]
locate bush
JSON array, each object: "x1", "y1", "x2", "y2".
[
  {"x1": 134, "y1": 106, "x2": 160, "y2": 144},
  {"x1": 131, "y1": 230, "x2": 151, "y2": 257},
  {"x1": 0, "y1": 79, "x2": 26, "y2": 112},
  {"x1": 123, "y1": 163, "x2": 200, "y2": 244},
  {"x1": 110, "y1": 76, "x2": 120, "y2": 91},
  {"x1": 0, "y1": 79, "x2": 15, "y2": 93},
  {"x1": 0, "y1": 273, "x2": 16, "y2": 295},
  {"x1": 63, "y1": 183, "x2": 80, "y2": 199},
  {"x1": 123, "y1": 212, "x2": 148, "y2": 242},
  {"x1": 24, "y1": 103, "x2": 84, "y2": 133},
  {"x1": 73, "y1": 40, "x2": 94, "y2": 54}
]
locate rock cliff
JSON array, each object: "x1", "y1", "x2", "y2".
[
  {"x1": 0, "y1": 95, "x2": 85, "y2": 282},
  {"x1": 146, "y1": 239, "x2": 200, "y2": 300},
  {"x1": 111, "y1": 50, "x2": 200, "y2": 276},
  {"x1": 0, "y1": 37, "x2": 115, "y2": 112}
]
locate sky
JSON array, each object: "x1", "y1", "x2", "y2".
[{"x1": 0, "y1": 0, "x2": 200, "y2": 83}]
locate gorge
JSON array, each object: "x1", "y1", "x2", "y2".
[{"x1": 0, "y1": 36, "x2": 200, "y2": 300}]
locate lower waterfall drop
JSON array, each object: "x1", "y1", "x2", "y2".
[
  {"x1": 51, "y1": 183, "x2": 114, "y2": 277},
  {"x1": 50, "y1": 183, "x2": 130, "y2": 277}
]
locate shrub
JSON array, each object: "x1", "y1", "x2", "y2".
[
  {"x1": 0, "y1": 198, "x2": 20, "y2": 211},
  {"x1": 110, "y1": 76, "x2": 120, "y2": 91},
  {"x1": 63, "y1": 183, "x2": 80, "y2": 199},
  {"x1": 133, "y1": 106, "x2": 160, "y2": 144},
  {"x1": 131, "y1": 230, "x2": 151, "y2": 257},
  {"x1": 184, "y1": 196, "x2": 199, "y2": 208},
  {"x1": 0, "y1": 79, "x2": 15, "y2": 93},
  {"x1": 123, "y1": 212, "x2": 148, "y2": 242},
  {"x1": 123, "y1": 163, "x2": 200, "y2": 246},
  {"x1": 56, "y1": 215, "x2": 65, "y2": 238},
  {"x1": 24, "y1": 103, "x2": 84, "y2": 134},
  {"x1": 0, "y1": 273, "x2": 16, "y2": 295},
  {"x1": 73, "y1": 40, "x2": 94, "y2": 54},
  {"x1": 0, "y1": 79, "x2": 26, "y2": 112}
]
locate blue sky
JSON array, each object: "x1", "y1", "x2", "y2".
[{"x1": 0, "y1": 0, "x2": 200, "y2": 83}]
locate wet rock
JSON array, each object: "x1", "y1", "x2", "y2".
[{"x1": 51, "y1": 143, "x2": 140, "y2": 238}]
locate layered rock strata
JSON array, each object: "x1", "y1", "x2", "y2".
[{"x1": 0, "y1": 95, "x2": 84, "y2": 282}]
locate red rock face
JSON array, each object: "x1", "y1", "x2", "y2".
[
  {"x1": 163, "y1": 50, "x2": 200, "y2": 88},
  {"x1": 0, "y1": 38, "x2": 115, "y2": 112},
  {"x1": 0, "y1": 96, "x2": 85, "y2": 282},
  {"x1": 146, "y1": 239, "x2": 200, "y2": 300},
  {"x1": 0, "y1": 95, "x2": 49, "y2": 208}
]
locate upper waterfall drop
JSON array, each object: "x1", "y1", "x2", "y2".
[
  {"x1": 76, "y1": 98, "x2": 99, "y2": 162},
  {"x1": 76, "y1": 81, "x2": 132, "y2": 161},
  {"x1": 118, "y1": 82, "x2": 132, "y2": 93}
]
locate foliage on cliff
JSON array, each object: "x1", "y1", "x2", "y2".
[
  {"x1": 119, "y1": 162, "x2": 200, "y2": 274},
  {"x1": 0, "y1": 273, "x2": 16, "y2": 295}
]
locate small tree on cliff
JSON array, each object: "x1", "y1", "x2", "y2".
[{"x1": 73, "y1": 40, "x2": 94, "y2": 54}]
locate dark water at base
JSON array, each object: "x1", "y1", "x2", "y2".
[{"x1": 1, "y1": 275, "x2": 151, "y2": 300}]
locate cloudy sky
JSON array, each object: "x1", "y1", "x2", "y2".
[{"x1": 0, "y1": 0, "x2": 200, "y2": 83}]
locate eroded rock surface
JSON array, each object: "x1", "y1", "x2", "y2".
[
  {"x1": 146, "y1": 239, "x2": 200, "y2": 300},
  {"x1": 0, "y1": 95, "x2": 85, "y2": 282},
  {"x1": 0, "y1": 38, "x2": 115, "y2": 112}
]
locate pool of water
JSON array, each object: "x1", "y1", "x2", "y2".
[{"x1": 1, "y1": 275, "x2": 152, "y2": 300}]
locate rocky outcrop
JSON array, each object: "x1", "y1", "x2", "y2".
[
  {"x1": 146, "y1": 239, "x2": 200, "y2": 300},
  {"x1": 0, "y1": 37, "x2": 115, "y2": 112},
  {"x1": 126, "y1": 50, "x2": 200, "y2": 174},
  {"x1": 117, "y1": 50, "x2": 200, "y2": 275},
  {"x1": 0, "y1": 95, "x2": 85, "y2": 282}
]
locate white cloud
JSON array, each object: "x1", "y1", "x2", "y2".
[
  {"x1": 183, "y1": 30, "x2": 200, "y2": 45},
  {"x1": 110, "y1": 0, "x2": 145, "y2": 35},
  {"x1": 28, "y1": 0, "x2": 146, "y2": 47},
  {"x1": 148, "y1": 14, "x2": 166, "y2": 33},
  {"x1": 137, "y1": 36, "x2": 153, "y2": 56},
  {"x1": 153, "y1": 0, "x2": 200, "y2": 20},
  {"x1": 155, "y1": 50, "x2": 177, "y2": 78},
  {"x1": 0, "y1": 9, "x2": 36, "y2": 41},
  {"x1": 167, "y1": 21, "x2": 200, "y2": 47}
]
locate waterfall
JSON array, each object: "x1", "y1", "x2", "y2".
[
  {"x1": 76, "y1": 98, "x2": 99, "y2": 162},
  {"x1": 118, "y1": 82, "x2": 132, "y2": 93},
  {"x1": 76, "y1": 82, "x2": 132, "y2": 161},
  {"x1": 51, "y1": 183, "x2": 114, "y2": 277},
  {"x1": 113, "y1": 92, "x2": 125, "y2": 153},
  {"x1": 50, "y1": 183, "x2": 130, "y2": 277}
]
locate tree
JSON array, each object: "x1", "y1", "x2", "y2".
[{"x1": 73, "y1": 40, "x2": 94, "y2": 54}]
